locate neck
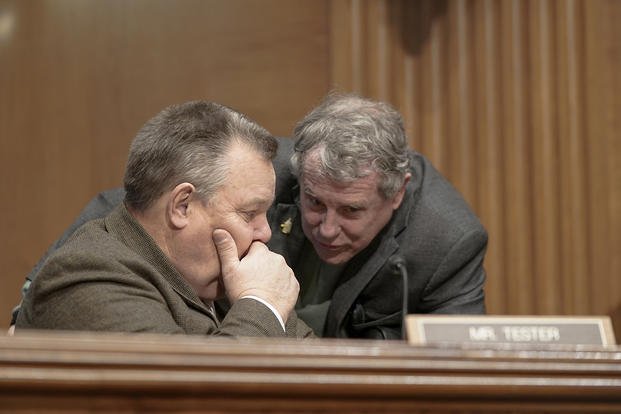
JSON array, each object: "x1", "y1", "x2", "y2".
[{"x1": 127, "y1": 200, "x2": 172, "y2": 257}]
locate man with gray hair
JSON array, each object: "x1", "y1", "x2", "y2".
[
  {"x1": 15, "y1": 101, "x2": 313, "y2": 338},
  {"x1": 268, "y1": 93, "x2": 487, "y2": 338},
  {"x1": 11, "y1": 94, "x2": 486, "y2": 340}
]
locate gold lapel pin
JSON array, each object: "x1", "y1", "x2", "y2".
[{"x1": 280, "y1": 218, "x2": 292, "y2": 234}]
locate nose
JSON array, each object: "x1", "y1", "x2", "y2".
[
  {"x1": 254, "y1": 215, "x2": 272, "y2": 243},
  {"x1": 318, "y1": 210, "x2": 340, "y2": 239}
]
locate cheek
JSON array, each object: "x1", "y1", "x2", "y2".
[
  {"x1": 341, "y1": 215, "x2": 379, "y2": 244},
  {"x1": 340, "y1": 223, "x2": 365, "y2": 243},
  {"x1": 302, "y1": 209, "x2": 322, "y2": 226},
  {"x1": 228, "y1": 226, "x2": 255, "y2": 257}
]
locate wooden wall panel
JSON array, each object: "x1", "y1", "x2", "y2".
[
  {"x1": 499, "y1": 0, "x2": 534, "y2": 314},
  {"x1": 556, "y1": 0, "x2": 590, "y2": 314},
  {"x1": 329, "y1": 0, "x2": 621, "y2": 332},
  {"x1": 583, "y1": 0, "x2": 621, "y2": 326},
  {"x1": 529, "y1": 0, "x2": 561, "y2": 314},
  {"x1": 472, "y1": 0, "x2": 507, "y2": 314},
  {"x1": 0, "y1": 0, "x2": 330, "y2": 324}
]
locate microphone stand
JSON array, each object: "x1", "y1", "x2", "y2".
[{"x1": 388, "y1": 255, "x2": 409, "y2": 340}]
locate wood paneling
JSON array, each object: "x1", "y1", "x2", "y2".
[
  {"x1": 1, "y1": 331, "x2": 621, "y2": 413},
  {"x1": 329, "y1": 0, "x2": 621, "y2": 331}
]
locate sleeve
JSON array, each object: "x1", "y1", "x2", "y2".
[
  {"x1": 15, "y1": 259, "x2": 190, "y2": 334},
  {"x1": 214, "y1": 298, "x2": 316, "y2": 338},
  {"x1": 241, "y1": 295, "x2": 286, "y2": 331},
  {"x1": 216, "y1": 298, "x2": 287, "y2": 337},
  {"x1": 217, "y1": 299, "x2": 315, "y2": 338},
  {"x1": 16, "y1": 249, "x2": 311, "y2": 338},
  {"x1": 284, "y1": 311, "x2": 317, "y2": 338}
]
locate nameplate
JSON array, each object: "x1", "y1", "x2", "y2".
[{"x1": 406, "y1": 315, "x2": 616, "y2": 346}]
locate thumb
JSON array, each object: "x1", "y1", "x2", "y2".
[{"x1": 212, "y1": 229, "x2": 239, "y2": 274}]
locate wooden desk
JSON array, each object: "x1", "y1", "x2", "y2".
[{"x1": 1, "y1": 331, "x2": 620, "y2": 413}]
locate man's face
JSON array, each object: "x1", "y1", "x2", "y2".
[
  {"x1": 299, "y1": 151, "x2": 405, "y2": 265},
  {"x1": 177, "y1": 143, "x2": 275, "y2": 299}
]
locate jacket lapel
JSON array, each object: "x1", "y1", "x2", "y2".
[
  {"x1": 325, "y1": 232, "x2": 399, "y2": 336},
  {"x1": 267, "y1": 202, "x2": 306, "y2": 272}
]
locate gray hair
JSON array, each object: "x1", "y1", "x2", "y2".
[
  {"x1": 124, "y1": 100, "x2": 276, "y2": 211},
  {"x1": 291, "y1": 93, "x2": 410, "y2": 198}
]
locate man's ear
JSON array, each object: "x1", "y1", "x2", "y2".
[
  {"x1": 391, "y1": 172, "x2": 411, "y2": 210},
  {"x1": 168, "y1": 182, "x2": 196, "y2": 229}
]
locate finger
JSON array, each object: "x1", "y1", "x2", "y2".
[
  {"x1": 245, "y1": 240, "x2": 268, "y2": 256},
  {"x1": 212, "y1": 229, "x2": 239, "y2": 273}
]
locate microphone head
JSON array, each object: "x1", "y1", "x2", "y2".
[{"x1": 387, "y1": 254, "x2": 406, "y2": 271}]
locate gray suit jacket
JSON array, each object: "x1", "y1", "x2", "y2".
[
  {"x1": 268, "y1": 138, "x2": 487, "y2": 339},
  {"x1": 15, "y1": 203, "x2": 313, "y2": 338}
]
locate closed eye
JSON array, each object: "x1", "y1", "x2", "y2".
[
  {"x1": 304, "y1": 193, "x2": 323, "y2": 208},
  {"x1": 341, "y1": 205, "x2": 363, "y2": 217},
  {"x1": 239, "y1": 210, "x2": 258, "y2": 222}
]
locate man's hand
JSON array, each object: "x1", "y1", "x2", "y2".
[{"x1": 212, "y1": 229, "x2": 299, "y2": 322}]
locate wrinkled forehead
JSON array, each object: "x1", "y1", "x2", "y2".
[{"x1": 301, "y1": 155, "x2": 383, "y2": 199}]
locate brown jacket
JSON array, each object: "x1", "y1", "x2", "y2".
[{"x1": 16, "y1": 203, "x2": 313, "y2": 338}]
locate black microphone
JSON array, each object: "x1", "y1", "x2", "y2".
[{"x1": 388, "y1": 254, "x2": 408, "y2": 340}]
